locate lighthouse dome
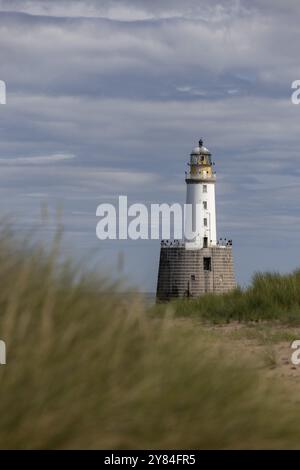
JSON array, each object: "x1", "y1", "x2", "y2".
[{"x1": 191, "y1": 139, "x2": 211, "y2": 156}]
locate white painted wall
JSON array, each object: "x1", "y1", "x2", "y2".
[{"x1": 184, "y1": 181, "x2": 217, "y2": 249}]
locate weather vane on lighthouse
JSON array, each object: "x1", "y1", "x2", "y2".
[{"x1": 156, "y1": 138, "x2": 236, "y2": 301}]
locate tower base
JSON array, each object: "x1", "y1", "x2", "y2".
[{"x1": 156, "y1": 245, "x2": 236, "y2": 301}]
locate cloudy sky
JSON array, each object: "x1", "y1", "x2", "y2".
[{"x1": 0, "y1": 0, "x2": 300, "y2": 291}]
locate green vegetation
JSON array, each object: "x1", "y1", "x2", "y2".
[
  {"x1": 0, "y1": 229, "x2": 300, "y2": 448},
  {"x1": 154, "y1": 271, "x2": 300, "y2": 324}
]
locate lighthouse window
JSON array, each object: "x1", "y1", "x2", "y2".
[
  {"x1": 203, "y1": 218, "x2": 208, "y2": 227},
  {"x1": 203, "y1": 257, "x2": 211, "y2": 271},
  {"x1": 203, "y1": 185, "x2": 207, "y2": 193},
  {"x1": 203, "y1": 201, "x2": 207, "y2": 210}
]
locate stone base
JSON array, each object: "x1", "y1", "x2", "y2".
[{"x1": 156, "y1": 246, "x2": 236, "y2": 301}]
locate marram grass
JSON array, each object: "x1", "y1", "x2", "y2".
[
  {"x1": 155, "y1": 270, "x2": 300, "y2": 323},
  {"x1": 0, "y1": 230, "x2": 299, "y2": 448}
]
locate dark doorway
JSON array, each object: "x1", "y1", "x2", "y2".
[{"x1": 203, "y1": 257, "x2": 211, "y2": 271}]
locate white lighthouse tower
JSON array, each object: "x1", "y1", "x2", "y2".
[
  {"x1": 185, "y1": 139, "x2": 217, "y2": 249},
  {"x1": 156, "y1": 137, "x2": 236, "y2": 301}
]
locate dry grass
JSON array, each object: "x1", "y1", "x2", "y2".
[{"x1": 0, "y1": 229, "x2": 300, "y2": 448}]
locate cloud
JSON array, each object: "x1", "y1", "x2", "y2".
[
  {"x1": 0, "y1": 1, "x2": 299, "y2": 289},
  {"x1": 0, "y1": 153, "x2": 75, "y2": 165},
  {"x1": 2, "y1": 1, "x2": 299, "y2": 23},
  {"x1": 0, "y1": 1, "x2": 242, "y2": 21},
  {"x1": 176, "y1": 86, "x2": 192, "y2": 93},
  {"x1": 0, "y1": 6, "x2": 298, "y2": 99}
]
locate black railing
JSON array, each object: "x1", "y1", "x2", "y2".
[
  {"x1": 160, "y1": 238, "x2": 233, "y2": 247},
  {"x1": 217, "y1": 238, "x2": 233, "y2": 247},
  {"x1": 160, "y1": 239, "x2": 185, "y2": 248}
]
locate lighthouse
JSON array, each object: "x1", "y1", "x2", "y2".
[
  {"x1": 185, "y1": 139, "x2": 217, "y2": 249},
  {"x1": 156, "y1": 138, "x2": 236, "y2": 301}
]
